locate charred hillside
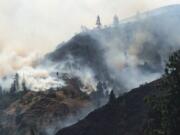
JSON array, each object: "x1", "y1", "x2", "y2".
[{"x1": 56, "y1": 79, "x2": 161, "y2": 135}]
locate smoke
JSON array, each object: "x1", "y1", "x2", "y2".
[
  {"x1": 1, "y1": 5, "x2": 180, "y2": 94},
  {"x1": 42, "y1": 55, "x2": 98, "y2": 93},
  {"x1": 0, "y1": 49, "x2": 39, "y2": 77},
  {"x1": 1, "y1": 4, "x2": 180, "y2": 135},
  {"x1": 103, "y1": 7, "x2": 180, "y2": 90},
  {"x1": 0, "y1": 0, "x2": 179, "y2": 61},
  {"x1": 43, "y1": 106, "x2": 95, "y2": 135},
  {"x1": 17, "y1": 66, "x2": 66, "y2": 91},
  {"x1": 0, "y1": 46, "x2": 43, "y2": 90},
  {"x1": 97, "y1": 29, "x2": 163, "y2": 90},
  {"x1": 0, "y1": 44, "x2": 65, "y2": 91}
]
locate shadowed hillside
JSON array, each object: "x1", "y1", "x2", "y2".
[{"x1": 56, "y1": 79, "x2": 161, "y2": 135}]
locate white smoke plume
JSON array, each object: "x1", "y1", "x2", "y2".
[
  {"x1": 0, "y1": 47, "x2": 42, "y2": 90},
  {"x1": 42, "y1": 55, "x2": 98, "y2": 93},
  {"x1": 17, "y1": 66, "x2": 66, "y2": 91},
  {"x1": 1, "y1": 5, "x2": 180, "y2": 94},
  {"x1": 1, "y1": 4, "x2": 180, "y2": 135},
  {"x1": 86, "y1": 7, "x2": 180, "y2": 91}
]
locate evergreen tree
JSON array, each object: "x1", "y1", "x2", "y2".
[
  {"x1": 14, "y1": 73, "x2": 19, "y2": 91},
  {"x1": 10, "y1": 82, "x2": 16, "y2": 94},
  {"x1": 10, "y1": 73, "x2": 19, "y2": 93},
  {"x1": 96, "y1": 81, "x2": 105, "y2": 97},
  {"x1": 144, "y1": 50, "x2": 180, "y2": 135},
  {"x1": 22, "y1": 78, "x2": 28, "y2": 92},
  {"x1": 96, "y1": 15, "x2": 102, "y2": 28},
  {"x1": 164, "y1": 50, "x2": 180, "y2": 135},
  {"x1": 0, "y1": 85, "x2": 2, "y2": 96},
  {"x1": 92, "y1": 81, "x2": 105, "y2": 107},
  {"x1": 109, "y1": 90, "x2": 116, "y2": 103}
]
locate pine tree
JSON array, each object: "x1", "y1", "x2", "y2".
[
  {"x1": 14, "y1": 73, "x2": 19, "y2": 91},
  {"x1": 0, "y1": 86, "x2": 2, "y2": 96},
  {"x1": 109, "y1": 90, "x2": 116, "y2": 103},
  {"x1": 22, "y1": 78, "x2": 28, "y2": 92},
  {"x1": 144, "y1": 50, "x2": 180, "y2": 135},
  {"x1": 96, "y1": 81, "x2": 104, "y2": 97},
  {"x1": 96, "y1": 15, "x2": 102, "y2": 28},
  {"x1": 164, "y1": 50, "x2": 180, "y2": 135},
  {"x1": 10, "y1": 73, "x2": 19, "y2": 93}
]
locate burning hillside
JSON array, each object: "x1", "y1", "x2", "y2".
[{"x1": 0, "y1": 4, "x2": 180, "y2": 135}]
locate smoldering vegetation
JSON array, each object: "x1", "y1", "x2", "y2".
[
  {"x1": 1, "y1": 5, "x2": 180, "y2": 94},
  {"x1": 0, "y1": 5, "x2": 180, "y2": 135}
]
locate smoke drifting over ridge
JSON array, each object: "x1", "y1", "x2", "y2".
[
  {"x1": 1, "y1": 5, "x2": 180, "y2": 93},
  {"x1": 47, "y1": 5, "x2": 180, "y2": 93}
]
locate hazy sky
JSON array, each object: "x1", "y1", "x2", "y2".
[{"x1": 0, "y1": 0, "x2": 180, "y2": 54}]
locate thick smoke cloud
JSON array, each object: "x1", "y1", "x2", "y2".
[
  {"x1": 47, "y1": 5, "x2": 180, "y2": 93},
  {"x1": 43, "y1": 56, "x2": 98, "y2": 93},
  {"x1": 1, "y1": 5, "x2": 180, "y2": 135},
  {"x1": 17, "y1": 66, "x2": 66, "y2": 91},
  {"x1": 1, "y1": 5, "x2": 180, "y2": 94},
  {"x1": 0, "y1": 47, "x2": 42, "y2": 90},
  {"x1": 0, "y1": 1, "x2": 179, "y2": 72},
  {"x1": 0, "y1": 49, "x2": 39, "y2": 77},
  {"x1": 33, "y1": 7, "x2": 180, "y2": 134}
]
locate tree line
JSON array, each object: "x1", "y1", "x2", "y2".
[
  {"x1": 144, "y1": 50, "x2": 180, "y2": 135},
  {"x1": 0, "y1": 73, "x2": 28, "y2": 97}
]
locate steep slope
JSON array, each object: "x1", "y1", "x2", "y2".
[
  {"x1": 1, "y1": 4, "x2": 180, "y2": 135},
  {"x1": 46, "y1": 34, "x2": 117, "y2": 90},
  {"x1": 0, "y1": 78, "x2": 92, "y2": 135},
  {"x1": 45, "y1": 5, "x2": 180, "y2": 93},
  {"x1": 56, "y1": 79, "x2": 161, "y2": 135}
]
